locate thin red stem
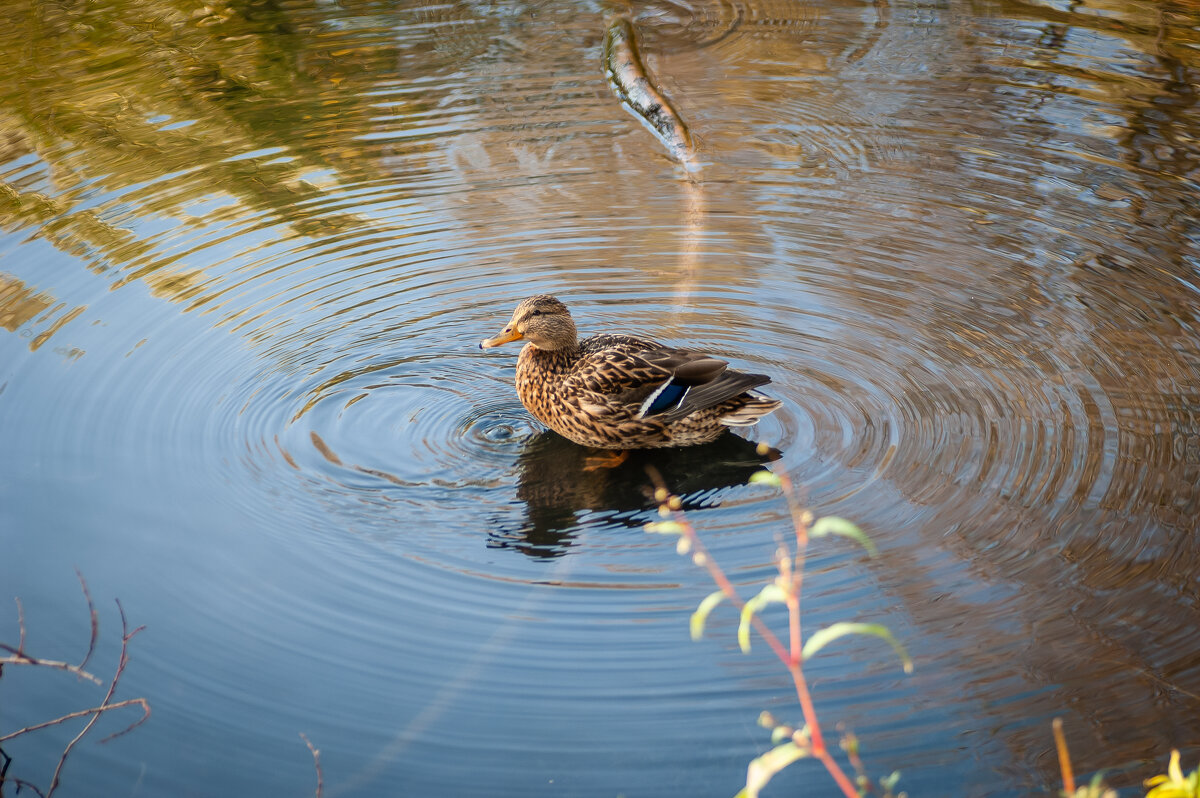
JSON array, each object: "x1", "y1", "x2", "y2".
[
  {"x1": 1053, "y1": 718, "x2": 1075, "y2": 795},
  {"x1": 818, "y1": 748, "x2": 861, "y2": 797},
  {"x1": 787, "y1": 590, "x2": 801, "y2": 665},
  {"x1": 651, "y1": 471, "x2": 858, "y2": 798}
]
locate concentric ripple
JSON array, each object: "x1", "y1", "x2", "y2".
[
  {"x1": 277, "y1": 356, "x2": 541, "y2": 490},
  {"x1": 2, "y1": 0, "x2": 1200, "y2": 795}
]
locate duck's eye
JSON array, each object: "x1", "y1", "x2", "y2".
[{"x1": 528, "y1": 309, "x2": 543, "y2": 317}]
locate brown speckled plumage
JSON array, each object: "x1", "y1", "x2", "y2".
[{"x1": 480, "y1": 296, "x2": 781, "y2": 450}]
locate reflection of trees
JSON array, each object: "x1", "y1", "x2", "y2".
[
  {"x1": 0, "y1": 273, "x2": 87, "y2": 353},
  {"x1": 854, "y1": 0, "x2": 1200, "y2": 785},
  {"x1": 985, "y1": 0, "x2": 1200, "y2": 223},
  {"x1": 0, "y1": 275, "x2": 52, "y2": 332},
  {"x1": 0, "y1": 0, "x2": 1195, "y2": 783},
  {"x1": 0, "y1": 0, "x2": 425, "y2": 292}
]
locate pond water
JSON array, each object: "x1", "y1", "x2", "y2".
[{"x1": 1, "y1": 0, "x2": 1198, "y2": 795}]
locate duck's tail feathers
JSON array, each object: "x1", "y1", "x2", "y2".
[{"x1": 720, "y1": 394, "x2": 782, "y2": 427}]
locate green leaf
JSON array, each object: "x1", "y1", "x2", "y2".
[
  {"x1": 738, "y1": 583, "x2": 788, "y2": 654},
  {"x1": 748, "y1": 470, "x2": 782, "y2": 488},
  {"x1": 690, "y1": 590, "x2": 726, "y2": 641},
  {"x1": 802, "y1": 622, "x2": 913, "y2": 674},
  {"x1": 737, "y1": 741, "x2": 811, "y2": 798},
  {"x1": 643, "y1": 521, "x2": 686, "y2": 535},
  {"x1": 1076, "y1": 771, "x2": 1112, "y2": 798},
  {"x1": 809, "y1": 516, "x2": 878, "y2": 558}
]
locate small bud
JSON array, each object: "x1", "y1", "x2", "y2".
[
  {"x1": 676, "y1": 536, "x2": 692, "y2": 555},
  {"x1": 668, "y1": 496, "x2": 682, "y2": 511},
  {"x1": 658, "y1": 505, "x2": 670, "y2": 517},
  {"x1": 654, "y1": 487, "x2": 668, "y2": 504},
  {"x1": 757, "y1": 711, "x2": 776, "y2": 728},
  {"x1": 800, "y1": 510, "x2": 814, "y2": 527},
  {"x1": 691, "y1": 551, "x2": 707, "y2": 567},
  {"x1": 749, "y1": 470, "x2": 782, "y2": 488},
  {"x1": 771, "y1": 724, "x2": 795, "y2": 744},
  {"x1": 755, "y1": 441, "x2": 771, "y2": 456}
]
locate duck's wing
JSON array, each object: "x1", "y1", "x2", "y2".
[
  {"x1": 637, "y1": 347, "x2": 771, "y2": 422},
  {"x1": 565, "y1": 337, "x2": 770, "y2": 421},
  {"x1": 561, "y1": 338, "x2": 674, "y2": 416}
]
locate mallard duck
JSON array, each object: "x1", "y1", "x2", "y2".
[{"x1": 479, "y1": 295, "x2": 781, "y2": 449}]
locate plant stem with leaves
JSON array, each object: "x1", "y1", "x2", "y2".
[{"x1": 645, "y1": 465, "x2": 910, "y2": 798}]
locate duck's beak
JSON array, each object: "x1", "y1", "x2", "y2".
[{"x1": 479, "y1": 324, "x2": 523, "y2": 349}]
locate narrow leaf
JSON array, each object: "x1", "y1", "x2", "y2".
[
  {"x1": 748, "y1": 470, "x2": 782, "y2": 488},
  {"x1": 802, "y1": 622, "x2": 913, "y2": 674},
  {"x1": 737, "y1": 583, "x2": 788, "y2": 654},
  {"x1": 809, "y1": 516, "x2": 878, "y2": 558},
  {"x1": 644, "y1": 521, "x2": 686, "y2": 535},
  {"x1": 739, "y1": 741, "x2": 810, "y2": 798},
  {"x1": 690, "y1": 590, "x2": 726, "y2": 641}
]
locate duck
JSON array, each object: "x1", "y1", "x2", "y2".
[{"x1": 479, "y1": 295, "x2": 781, "y2": 449}]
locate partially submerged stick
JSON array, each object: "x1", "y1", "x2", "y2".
[{"x1": 604, "y1": 17, "x2": 700, "y2": 171}]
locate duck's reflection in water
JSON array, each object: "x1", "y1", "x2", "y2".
[{"x1": 489, "y1": 431, "x2": 779, "y2": 559}]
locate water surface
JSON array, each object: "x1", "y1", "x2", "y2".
[{"x1": 1, "y1": 0, "x2": 1198, "y2": 795}]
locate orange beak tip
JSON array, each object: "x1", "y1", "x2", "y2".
[{"x1": 479, "y1": 328, "x2": 522, "y2": 349}]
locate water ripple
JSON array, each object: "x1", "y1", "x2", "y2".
[{"x1": 3, "y1": 0, "x2": 1200, "y2": 794}]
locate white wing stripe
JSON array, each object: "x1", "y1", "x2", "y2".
[{"x1": 637, "y1": 378, "x2": 673, "y2": 419}]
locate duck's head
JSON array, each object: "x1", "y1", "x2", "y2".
[{"x1": 479, "y1": 295, "x2": 578, "y2": 351}]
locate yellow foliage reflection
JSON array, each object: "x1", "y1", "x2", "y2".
[{"x1": 0, "y1": 0, "x2": 422, "y2": 317}]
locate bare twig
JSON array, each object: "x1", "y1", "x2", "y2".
[
  {"x1": 74, "y1": 569, "x2": 99, "y2": 674},
  {"x1": 0, "y1": 699, "x2": 150, "y2": 745},
  {"x1": 300, "y1": 733, "x2": 324, "y2": 798},
  {"x1": 0, "y1": 582, "x2": 102, "y2": 684},
  {"x1": 2, "y1": 776, "x2": 46, "y2": 798},
  {"x1": 1, "y1": 578, "x2": 150, "y2": 798},
  {"x1": 47, "y1": 599, "x2": 147, "y2": 797},
  {"x1": 15, "y1": 598, "x2": 25, "y2": 653},
  {"x1": 0, "y1": 645, "x2": 102, "y2": 684}
]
